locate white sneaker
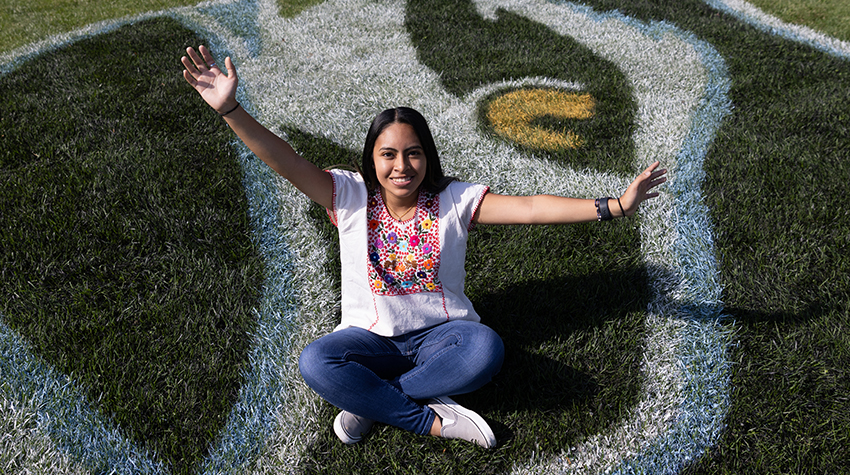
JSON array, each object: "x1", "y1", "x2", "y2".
[
  {"x1": 427, "y1": 396, "x2": 496, "y2": 448},
  {"x1": 333, "y1": 410, "x2": 374, "y2": 444}
]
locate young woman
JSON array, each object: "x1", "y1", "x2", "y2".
[{"x1": 182, "y1": 45, "x2": 666, "y2": 449}]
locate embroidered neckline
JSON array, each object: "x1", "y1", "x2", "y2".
[
  {"x1": 380, "y1": 188, "x2": 418, "y2": 224},
  {"x1": 367, "y1": 188, "x2": 441, "y2": 296}
]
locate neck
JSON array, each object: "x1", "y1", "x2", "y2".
[
  {"x1": 389, "y1": 205, "x2": 414, "y2": 221},
  {"x1": 383, "y1": 191, "x2": 418, "y2": 221}
]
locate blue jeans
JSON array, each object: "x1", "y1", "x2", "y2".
[{"x1": 299, "y1": 320, "x2": 504, "y2": 435}]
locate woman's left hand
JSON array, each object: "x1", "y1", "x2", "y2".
[{"x1": 618, "y1": 161, "x2": 667, "y2": 216}]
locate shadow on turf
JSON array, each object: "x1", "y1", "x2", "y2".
[
  {"x1": 724, "y1": 300, "x2": 846, "y2": 324},
  {"x1": 299, "y1": 266, "x2": 659, "y2": 473}
]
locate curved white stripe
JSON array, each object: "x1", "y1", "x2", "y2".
[
  {"x1": 1, "y1": 0, "x2": 739, "y2": 472},
  {"x1": 0, "y1": 321, "x2": 164, "y2": 473},
  {"x1": 704, "y1": 0, "x2": 850, "y2": 59},
  {"x1": 468, "y1": 1, "x2": 731, "y2": 473},
  {"x1": 225, "y1": 0, "x2": 731, "y2": 472},
  {"x1": 0, "y1": 2, "x2": 290, "y2": 472},
  {"x1": 0, "y1": 371, "x2": 89, "y2": 474}
]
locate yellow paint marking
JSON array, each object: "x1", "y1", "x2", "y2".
[{"x1": 486, "y1": 89, "x2": 595, "y2": 150}]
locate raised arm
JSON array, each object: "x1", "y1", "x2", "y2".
[
  {"x1": 474, "y1": 161, "x2": 667, "y2": 225},
  {"x1": 181, "y1": 46, "x2": 333, "y2": 209}
]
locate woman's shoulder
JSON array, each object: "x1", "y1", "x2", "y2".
[
  {"x1": 441, "y1": 179, "x2": 489, "y2": 200},
  {"x1": 440, "y1": 180, "x2": 489, "y2": 229},
  {"x1": 326, "y1": 167, "x2": 363, "y2": 181},
  {"x1": 327, "y1": 168, "x2": 367, "y2": 196},
  {"x1": 327, "y1": 168, "x2": 368, "y2": 218}
]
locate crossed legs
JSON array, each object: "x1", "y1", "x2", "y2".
[{"x1": 299, "y1": 320, "x2": 504, "y2": 436}]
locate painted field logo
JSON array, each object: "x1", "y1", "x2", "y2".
[
  {"x1": 484, "y1": 88, "x2": 596, "y2": 150},
  {"x1": 4, "y1": 0, "x2": 847, "y2": 473}
]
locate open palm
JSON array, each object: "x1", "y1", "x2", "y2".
[{"x1": 181, "y1": 45, "x2": 238, "y2": 114}]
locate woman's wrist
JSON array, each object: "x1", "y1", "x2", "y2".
[
  {"x1": 595, "y1": 197, "x2": 628, "y2": 220},
  {"x1": 218, "y1": 101, "x2": 240, "y2": 117},
  {"x1": 595, "y1": 197, "x2": 612, "y2": 221}
]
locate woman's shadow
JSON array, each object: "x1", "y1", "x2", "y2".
[{"x1": 460, "y1": 243, "x2": 653, "y2": 448}]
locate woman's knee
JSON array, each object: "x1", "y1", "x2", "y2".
[
  {"x1": 460, "y1": 322, "x2": 504, "y2": 366},
  {"x1": 475, "y1": 325, "x2": 505, "y2": 376},
  {"x1": 298, "y1": 339, "x2": 326, "y2": 386},
  {"x1": 299, "y1": 327, "x2": 390, "y2": 388},
  {"x1": 447, "y1": 321, "x2": 505, "y2": 382}
]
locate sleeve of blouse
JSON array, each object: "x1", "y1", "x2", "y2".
[
  {"x1": 324, "y1": 170, "x2": 339, "y2": 226},
  {"x1": 326, "y1": 169, "x2": 368, "y2": 232},
  {"x1": 446, "y1": 181, "x2": 490, "y2": 231},
  {"x1": 467, "y1": 184, "x2": 489, "y2": 231}
]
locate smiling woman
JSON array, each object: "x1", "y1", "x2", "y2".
[
  {"x1": 3, "y1": 0, "x2": 849, "y2": 473},
  {"x1": 371, "y1": 122, "x2": 428, "y2": 216}
]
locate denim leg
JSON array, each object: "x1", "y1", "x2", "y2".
[
  {"x1": 397, "y1": 320, "x2": 505, "y2": 400},
  {"x1": 299, "y1": 327, "x2": 436, "y2": 435}
]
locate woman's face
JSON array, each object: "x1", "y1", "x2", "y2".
[{"x1": 372, "y1": 122, "x2": 427, "y2": 207}]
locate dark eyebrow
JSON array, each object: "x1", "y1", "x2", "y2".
[{"x1": 378, "y1": 145, "x2": 423, "y2": 153}]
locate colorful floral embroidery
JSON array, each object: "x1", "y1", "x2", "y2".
[{"x1": 367, "y1": 189, "x2": 441, "y2": 295}]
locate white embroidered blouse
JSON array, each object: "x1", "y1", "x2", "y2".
[{"x1": 326, "y1": 169, "x2": 489, "y2": 337}]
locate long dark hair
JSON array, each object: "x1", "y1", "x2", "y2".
[{"x1": 360, "y1": 107, "x2": 456, "y2": 193}]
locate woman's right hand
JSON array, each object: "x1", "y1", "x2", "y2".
[
  {"x1": 181, "y1": 45, "x2": 238, "y2": 115},
  {"x1": 181, "y1": 45, "x2": 334, "y2": 209}
]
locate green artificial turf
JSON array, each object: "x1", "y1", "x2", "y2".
[
  {"x1": 750, "y1": 0, "x2": 850, "y2": 42},
  {"x1": 569, "y1": 0, "x2": 850, "y2": 472},
  {"x1": 283, "y1": 126, "x2": 649, "y2": 474},
  {"x1": 0, "y1": 0, "x2": 326, "y2": 53},
  {"x1": 0, "y1": 17, "x2": 264, "y2": 473},
  {"x1": 0, "y1": 0, "x2": 197, "y2": 52},
  {"x1": 1, "y1": 0, "x2": 849, "y2": 473}
]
